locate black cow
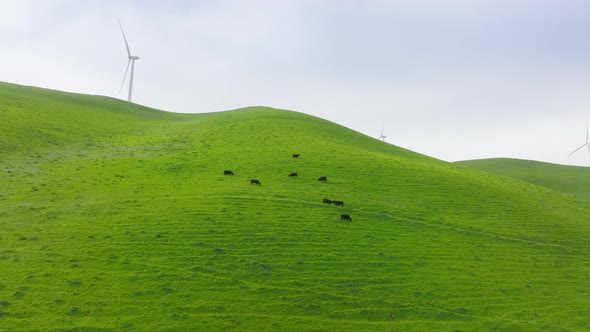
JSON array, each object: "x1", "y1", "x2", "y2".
[
  {"x1": 323, "y1": 198, "x2": 333, "y2": 205},
  {"x1": 317, "y1": 176, "x2": 327, "y2": 182},
  {"x1": 250, "y1": 179, "x2": 261, "y2": 185},
  {"x1": 292, "y1": 154, "x2": 300, "y2": 158},
  {"x1": 340, "y1": 214, "x2": 352, "y2": 221},
  {"x1": 288, "y1": 172, "x2": 298, "y2": 177},
  {"x1": 333, "y1": 200, "x2": 344, "y2": 207},
  {"x1": 223, "y1": 170, "x2": 234, "y2": 175}
]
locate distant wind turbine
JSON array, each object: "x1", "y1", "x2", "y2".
[
  {"x1": 118, "y1": 19, "x2": 140, "y2": 102},
  {"x1": 378, "y1": 127, "x2": 387, "y2": 142},
  {"x1": 568, "y1": 123, "x2": 590, "y2": 157}
]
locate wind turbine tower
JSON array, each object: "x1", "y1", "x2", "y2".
[
  {"x1": 118, "y1": 19, "x2": 140, "y2": 102},
  {"x1": 378, "y1": 127, "x2": 387, "y2": 142}
]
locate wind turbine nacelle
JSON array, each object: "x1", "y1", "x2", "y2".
[{"x1": 129, "y1": 56, "x2": 140, "y2": 60}]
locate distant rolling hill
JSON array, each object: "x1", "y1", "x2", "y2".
[
  {"x1": 456, "y1": 158, "x2": 590, "y2": 201},
  {"x1": 1, "y1": 81, "x2": 589, "y2": 331}
]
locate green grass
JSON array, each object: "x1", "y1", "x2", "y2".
[
  {"x1": 456, "y1": 158, "x2": 590, "y2": 201},
  {"x1": 1, "y1": 81, "x2": 590, "y2": 331}
]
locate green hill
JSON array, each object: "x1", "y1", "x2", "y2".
[
  {"x1": 1, "y1": 82, "x2": 589, "y2": 331},
  {"x1": 456, "y1": 158, "x2": 590, "y2": 201}
]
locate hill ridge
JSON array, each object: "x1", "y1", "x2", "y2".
[{"x1": 456, "y1": 157, "x2": 590, "y2": 201}]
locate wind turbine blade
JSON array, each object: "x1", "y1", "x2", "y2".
[
  {"x1": 118, "y1": 19, "x2": 132, "y2": 57},
  {"x1": 586, "y1": 123, "x2": 589, "y2": 144},
  {"x1": 568, "y1": 143, "x2": 588, "y2": 157},
  {"x1": 119, "y1": 59, "x2": 131, "y2": 92}
]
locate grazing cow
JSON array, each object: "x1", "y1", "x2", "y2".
[
  {"x1": 292, "y1": 154, "x2": 300, "y2": 158},
  {"x1": 288, "y1": 172, "x2": 298, "y2": 177},
  {"x1": 223, "y1": 170, "x2": 234, "y2": 175},
  {"x1": 317, "y1": 176, "x2": 327, "y2": 182},
  {"x1": 323, "y1": 198, "x2": 333, "y2": 205},
  {"x1": 250, "y1": 179, "x2": 261, "y2": 185},
  {"x1": 340, "y1": 214, "x2": 352, "y2": 221},
  {"x1": 333, "y1": 200, "x2": 344, "y2": 207}
]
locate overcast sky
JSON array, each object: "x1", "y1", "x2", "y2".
[{"x1": 2, "y1": 0, "x2": 590, "y2": 166}]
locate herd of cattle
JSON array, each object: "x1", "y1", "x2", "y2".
[{"x1": 223, "y1": 154, "x2": 352, "y2": 221}]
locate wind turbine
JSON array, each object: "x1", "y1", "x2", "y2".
[
  {"x1": 378, "y1": 127, "x2": 387, "y2": 142},
  {"x1": 118, "y1": 19, "x2": 140, "y2": 102},
  {"x1": 568, "y1": 123, "x2": 590, "y2": 157}
]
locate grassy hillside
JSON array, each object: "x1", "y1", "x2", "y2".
[
  {"x1": 1, "y1": 82, "x2": 589, "y2": 331},
  {"x1": 456, "y1": 158, "x2": 590, "y2": 201}
]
